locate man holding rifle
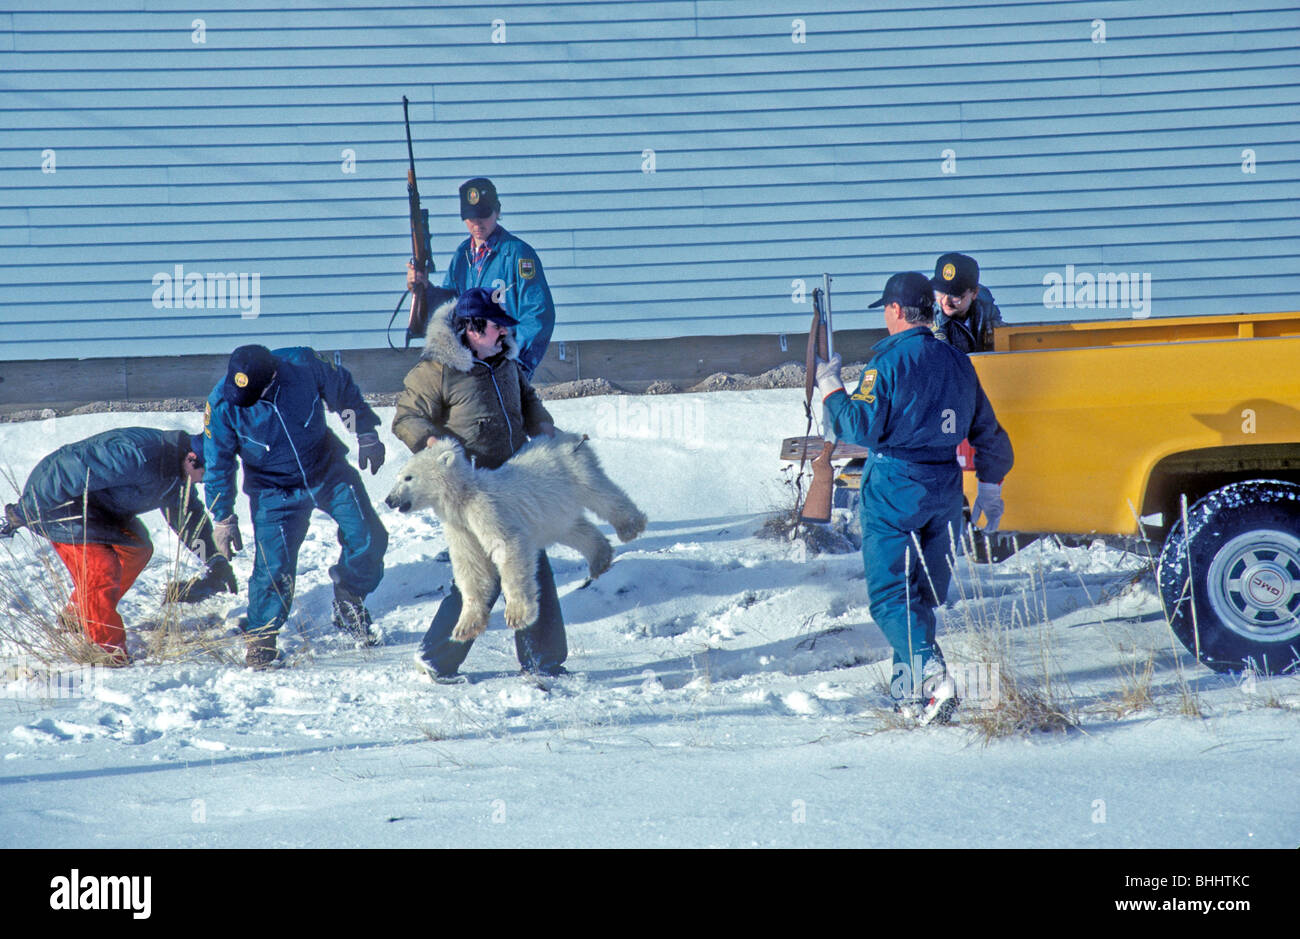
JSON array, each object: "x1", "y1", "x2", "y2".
[
  {"x1": 407, "y1": 177, "x2": 556, "y2": 378},
  {"x1": 814, "y1": 272, "x2": 1013, "y2": 724}
]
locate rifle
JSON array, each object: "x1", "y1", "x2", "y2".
[
  {"x1": 798, "y1": 276, "x2": 836, "y2": 523},
  {"x1": 389, "y1": 96, "x2": 454, "y2": 348}
]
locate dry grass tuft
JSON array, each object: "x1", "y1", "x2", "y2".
[{"x1": 942, "y1": 529, "x2": 1078, "y2": 742}]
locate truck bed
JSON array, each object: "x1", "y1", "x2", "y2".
[{"x1": 966, "y1": 312, "x2": 1300, "y2": 535}]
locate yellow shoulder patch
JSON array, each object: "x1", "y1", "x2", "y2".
[
  {"x1": 204, "y1": 401, "x2": 213, "y2": 438},
  {"x1": 851, "y1": 369, "x2": 877, "y2": 403}
]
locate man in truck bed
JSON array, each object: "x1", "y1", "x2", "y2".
[
  {"x1": 815, "y1": 271, "x2": 1014, "y2": 724},
  {"x1": 930, "y1": 252, "x2": 1004, "y2": 354}
]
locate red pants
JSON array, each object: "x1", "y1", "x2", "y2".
[{"x1": 52, "y1": 540, "x2": 153, "y2": 656}]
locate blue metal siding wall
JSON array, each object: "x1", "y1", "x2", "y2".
[{"x1": 1, "y1": 0, "x2": 1298, "y2": 360}]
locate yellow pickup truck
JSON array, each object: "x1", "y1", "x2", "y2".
[{"x1": 967, "y1": 311, "x2": 1300, "y2": 674}]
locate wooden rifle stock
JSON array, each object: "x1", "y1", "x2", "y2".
[{"x1": 799, "y1": 286, "x2": 834, "y2": 524}]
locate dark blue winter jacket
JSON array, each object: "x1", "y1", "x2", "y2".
[
  {"x1": 932, "y1": 285, "x2": 1004, "y2": 355},
  {"x1": 202, "y1": 347, "x2": 380, "y2": 520},
  {"x1": 17, "y1": 427, "x2": 210, "y2": 549},
  {"x1": 825, "y1": 326, "x2": 1014, "y2": 484}
]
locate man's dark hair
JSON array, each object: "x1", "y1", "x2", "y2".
[{"x1": 457, "y1": 315, "x2": 490, "y2": 336}]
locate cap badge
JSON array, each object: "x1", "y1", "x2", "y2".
[
  {"x1": 234, "y1": 372, "x2": 249, "y2": 388},
  {"x1": 467, "y1": 188, "x2": 480, "y2": 205},
  {"x1": 942, "y1": 263, "x2": 956, "y2": 281}
]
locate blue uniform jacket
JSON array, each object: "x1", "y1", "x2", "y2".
[
  {"x1": 825, "y1": 326, "x2": 1013, "y2": 484},
  {"x1": 18, "y1": 427, "x2": 206, "y2": 548},
  {"x1": 932, "y1": 285, "x2": 1004, "y2": 355},
  {"x1": 203, "y1": 347, "x2": 380, "y2": 520},
  {"x1": 438, "y1": 226, "x2": 555, "y2": 376}
]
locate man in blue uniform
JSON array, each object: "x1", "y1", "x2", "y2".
[
  {"x1": 929, "y1": 252, "x2": 1005, "y2": 355},
  {"x1": 408, "y1": 177, "x2": 555, "y2": 377},
  {"x1": 203, "y1": 345, "x2": 389, "y2": 668},
  {"x1": 816, "y1": 272, "x2": 1014, "y2": 724}
]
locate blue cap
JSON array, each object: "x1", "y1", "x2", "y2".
[
  {"x1": 868, "y1": 271, "x2": 935, "y2": 310},
  {"x1": 454, "y1": 287, "x2": 518, "y2": 327},
  {"x1": 188, "y1": 433, "x2": 206, "y2": 467},
  {"x1": 930, "y1": 252, "x2": 979, "y2": 296},
  {"x1": 459, "y1": 177, "x2": 499, "y2": 219},
  {"x1": 223, "y1": 344, "x2": 277, "y2": 407}
]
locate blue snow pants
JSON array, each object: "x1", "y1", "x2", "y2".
[
  {"x1": 419, "y1": 552, "x2": 567, "y2": 676},
  {"x1": 246, "y1": 461, "x2": 388, "y2": 635},
  {"x1": 859, "y1": 452, "x2": 965, "y2": 700}
]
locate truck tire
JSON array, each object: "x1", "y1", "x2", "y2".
[{"x1": 1157, "y1": 480, "x2": 1300, "y2": 674}]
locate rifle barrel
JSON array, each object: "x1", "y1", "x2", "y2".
[{"x1": 822, "y1": 272, "x2": 834, "y2": 359}]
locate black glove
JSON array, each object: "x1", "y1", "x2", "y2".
[
  {"x1": 0, "y1": 503, "x2": 23, "y2": 538},
  {"x1": 357, "y1": 432, "x2": 385, "y2": 475},
  {"x1": 165, "y1": 555, "x2": 238, "y2": 604}
]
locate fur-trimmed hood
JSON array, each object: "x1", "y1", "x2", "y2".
[
  {"x1": 420, "y1": 296, "x2": 521, "y2": 373},
  {"x1": 392, "y1": 300, "x2": 554, "y2": 467}
]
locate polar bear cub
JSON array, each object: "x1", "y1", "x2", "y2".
[{"x1": 385, "y1": 432, "x2": 647, "y2": 641}]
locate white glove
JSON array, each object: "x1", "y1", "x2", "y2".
[
  {"x1": 815, "y1": 353, "x2": 844, "y2": 399},
  {"x1": 971, "y1": 482, "x2": 1005, "y2": 532}
]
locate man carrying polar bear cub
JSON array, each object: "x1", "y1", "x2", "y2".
[{"x1": 390, "y1": 287, "x2": 645, "y2": 683}]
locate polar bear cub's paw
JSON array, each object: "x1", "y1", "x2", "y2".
[
  {"x1": 588, "y1": 538, "x2": 613, "y2": 579},
  {"x1": 504, "y1": 593, "x2": 540, "y2": 630},
  {"x1": 613, "y1": 509, "x2": 648, "y2": 543},
  {"x1": 451, "y1": 604, "x2": 490, "y2": 642}
]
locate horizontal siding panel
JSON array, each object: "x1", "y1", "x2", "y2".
[
  {"x1": 7, "y1": 224, "x2": 1292, "y2": 275},
  {"x1": 5, "y1": 45, "x2": 1298, "y2": 92},
  {"x1": 5, "y1": 125, "x2": 1296, "y2": 174},
  {"x1": 17, "y1": 3, "x2": 1280, "y2": 37},
  {"x1": 9, "y1": 223, "x2": 1300, "y2": 306},
  {"x1": 5, "y1": 101, "x2": 1294, "y2": 153},
  {"x1": 5, "y1": 68, "x2": 1298, "y2": 125},
  {"x1": 11, "y1": 21, "x2": 701, "y2": 53},
  {"x1": 13, "y1": 26, "x2": 1296, "y2": 70},
  {"x1": 12, "y1": 4, "x2": 695, "y2": 31},
  {"x1": 16, "y1": 175, "x2": 1298, "y2": 232},
  {"x1": 11, "y1": 171, "x2": 1300, "y2": 225},
  {"x1": 967, "y1": 103, "x2": 1298, "y2": 139}
]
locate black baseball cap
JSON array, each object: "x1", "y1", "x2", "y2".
[
  {"x1": 930, "y1": 252, "x2": 980, "y2": 296},
  {"x1": 868, "y1": 271, "x2": 934, "y2": 309},
  {"x1": 188, "y1": 433, "x2": 206, "y2": 466},
  {"x1": 455, "y1": 287, "x2": 518, "y2": 327},
  {"x1": 459, "y1": 177, "x2": 499, "y2": 219},
  {"x1": 223, "y1": 344, "x2": 277, "y2": 407}
]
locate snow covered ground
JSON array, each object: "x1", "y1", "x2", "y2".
[{"x1": 1, "y1": 391, "x2": 1297, "y2": 849}]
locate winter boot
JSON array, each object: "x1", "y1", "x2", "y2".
[
  {"x1": 166, "y1": 555, "x2": 238, "y2": 603},
  {"x1": 413, "y1": 651, "x2": 467, "y2": 684},
  {"x1": 332, "y1": 585, "x2": 377, "y2": 646},
  {"x1": 244, "y1": 626, "x2": 280, "y2": 670},
  {"x1": 917, "y1": 659, "x2": 959, "y2": 726}
]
